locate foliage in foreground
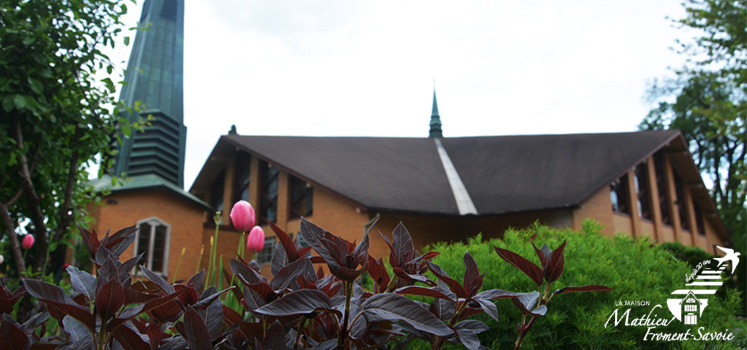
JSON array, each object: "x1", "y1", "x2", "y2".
[
  {"x1": 0, "y1": 218, "x2": 611, "y2": 349},
  {"x1": 402, "y1": 221, "x2": 747, "y2": 349}
]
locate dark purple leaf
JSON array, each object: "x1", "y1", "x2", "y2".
[
  {"x1": 270, "y1": 242, "x2": 289, "y2": 276},
  {"x1": 474, "y1": 298, "x2": 499, "y2": 322},
  {"x1": 77, "y1": 225, "x2": 101, "y2": 260},
  {"x1": 124, "y1": 288, "x2": 159, "y2": 305},
  {"x1": 361, "y1": 293, "x2": 453, "y2": 337},
  {"x1": 108, "y1": 288, "x2": 186, "y2": 332},
  {"x1": 391, "y1": 222, "x2": 414, "y2": 269},
  {"x1": 110, "y1": 322, "x2": 149, "y2": 350},
  {"x1": 62, "y1": 316, "x2": 89, "y2": 342},
  {"x1": 95, "y1": 279, "x2": 124, "y2": 322},
  {"x1": 102, "y1": 225, "x2": 138, "y2": 257},
  {"x1": 270, "y1": 257, "x2": 308, "y2": 291},
  {"x1": 473, "y1": 289, "x2": 524, "y2": 300},
  {"x1": 493, "y1": 246, "x2": 543, "y2": 287},
  {"x1": 140, "y1": 265, "x2": 175, "y2": 294},
  {"x1": 394, "y1": 286, "x2": 453, "y2": 300},
  {"x1": 231, "y1": 259, "x2": 265, "y2": 285},
  {"x1": 426, "y1": 261, "x2": 466, "y2": 299},
  {"x1": 532, "y1": 242, "x2": 551, "y2": 267},
  {"x1": 187, "y1": 270, "x2": 206, "y2": 296},
  {"x1": 20, "y1": 311, "x2": 48, "y2": 335},
  {"x1": 455, "y1": 320, "x2": 489, "y2": 334},
  {"x1": 253, "y1": 289, "x2": 341, "y2": 318},
  {"x1": 299, "y1": 219, "x2": 341, "y2": 272},
  {"x1": 259, "y1": 320, "x2": 287, "y2": 350},
  {"x1": 546, "y1": 240, "x2": 567, "y2": 282},
  {"x1": 182, "y1": 305, "x2": 213, "y2": 350},
  {"x1": 0, "y1": 315, "x2": 29, "y2": 350},
  {"x1": 119, "y1": 253, "x2": 144, "y2": 286},
  {"x1": 201, "y1": 297, "x2": 223, "y2": 341},
  {"x1": 22, "y1": 279, "x2": 94, "y2": 333},
  {"x1": 511, "y1": 291, "x2": 547, "y2": 317},
  {"x1": 269, "y1": 221, "x2": 300, "y2": 262},
  {"x1": 553, "y1": 285, "x2": 613, "y2": 295},
  {"x1": 432, "y1": 287, "x2": 456, "y2": 322},
  {"x1": 454, "y1": 327, "x2": 481, "y2": 350},
  {"x1": 462, "y1": 252, "x2": 483, "y2": 297},
  {"x1": 56, "y1": 333, "x2": 94, "y2": 350},
  {"x1": 242, "y1": 286, "x2": 267, "y2": 313},
  {"x1": 392, "y1": 267, "x2": 435, "y2": 286},
  {"x1": 366, "y1": 256, "x2": 390, "y2": 293},
  {"x1": 147, "y1": 323, "x2": 166, "y2": 349},
  {"x1": 67, "y1": 266, "x2": 96, "y2": 301}
]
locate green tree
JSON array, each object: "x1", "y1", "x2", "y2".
[
  {"x1": 0, "y1": 0, "x2": 134, "y2": 277},
  {"x1": 641, "y1": 0, "x2": 747, "y2": 312}
]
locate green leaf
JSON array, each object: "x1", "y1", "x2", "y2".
[
  {"x1": 101, "y1": 77, "x2": 115, "y2": 93},
  {"x1": 27, "y1": 78, "x2": 43, "y2": 94},
  {"x1": 22, "y1": 36, "x2": 35, "y2": 46},
  {"x1": 2, "y1": 95, "x2": 15, "y2": 112},
  {"x1": 13, "y1": 95, "x2": 26, "y2": 109},
  {"x1": 121, "y1": 124, "x2": 131, "y2": 138},
  {"x1": 124, "y1": 36, "x2": 130, "y2": 46}
]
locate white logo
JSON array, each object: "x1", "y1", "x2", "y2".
[{"x1": 666, "y1": 246, "x2": 737, "y2": 324}]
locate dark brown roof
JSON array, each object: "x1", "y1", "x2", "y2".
[{"x1": 201, "y1": 130, "x2": 681, "y2": 216}]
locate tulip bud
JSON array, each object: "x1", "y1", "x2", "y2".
[
  {"x1": 246, "y1": 226, "x2": 265, "y2": 253},
  {"x1": 22, "y1": 235, "x2": 34, "y2": 249},
  {"x1": 230, "y1": 200, "x2": 255, "y2": 232}
]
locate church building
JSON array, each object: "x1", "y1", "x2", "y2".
[{"x1": 86, "y1": 0, "x2": 730, "y2": 282}]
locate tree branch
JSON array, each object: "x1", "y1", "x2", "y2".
[
  {"x1": 13, "y1": 115, "x2": 49, "y2": 272},
  {"x1": 54, "y1": 126, "x2": 81, "y2": 242},
  {"x1": 0, "y1": 201, "x2": 27, "y2": 276}
]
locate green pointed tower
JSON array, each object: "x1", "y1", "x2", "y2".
[
  {"x1": 112, "y1": 0, "x2": 187, "y2": 188},
  {"x1": 429, "y1": 89, "x2": 443, "y2": 138}
]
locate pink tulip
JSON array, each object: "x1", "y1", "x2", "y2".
[
  {"x1": 230, "y1": 200, "x2": 255, "y2": 232},
  {"x1": 246, "y1": 226, "x2": 265, "y2": 253},
  {"x1": 22, "y1": 235, "x2": 34, "y2": 249}
]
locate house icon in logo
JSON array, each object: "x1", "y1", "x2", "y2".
[{"x1": 680, "y1": 291, "x2": 702, "y2": 325}]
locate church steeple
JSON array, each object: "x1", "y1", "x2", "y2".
[
  {"x1": 429, "y1": 89, "x2": 443, "y2": 138},
  {"x1": 112, "y1": 0, "x2": 187, "y2": 188}
]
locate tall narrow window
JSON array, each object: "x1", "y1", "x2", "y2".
[
  {"x1": 634, "y1": 163, "x2": 653, "y2": 220},
  {"x1": 136, "y1": 217, "x2": 171, "y2": 275},
  {"x1": 290, "y1": 176, "x2": 313, "y2": 219},
  {"x1": 694, "y1": 202, "x2": 706, "y2": 236},
  {"x1": 674, "y1": 172, "x2": 691, "y2": 231},
  {"x1": 210, "y1": 169, "x2": 225, "y2": 214},
  {"x1": 654, "y1": 153, "x2": 672, "y2": 225},
  {"x1": 260, "y1": 160, "x2": 278, "y2": 225},
  {"x1": 234, "y1": 152, "x2": 251, "y2": 202},
  {"x1": 610, "y1": 174, "x2": 629, "y2": 214}
]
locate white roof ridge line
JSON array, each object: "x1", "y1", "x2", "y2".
[{"x1": 434, "y1": 138, "x2": 478, "y2": 215}]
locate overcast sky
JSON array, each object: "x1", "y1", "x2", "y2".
[{"x1": 108, "y1": 0, "x2": 692, "y2": 189}]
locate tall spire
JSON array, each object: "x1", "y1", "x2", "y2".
[
  {"x1": 429, "y1": 88, "x2": 443, "y2": 138},
  {"x1": 112, "y1": 0, "x2": 187, "y2": 188}
]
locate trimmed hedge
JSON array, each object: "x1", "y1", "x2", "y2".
[{"x1": 404, "y1": 220, "x2": 746, "y2": 349}]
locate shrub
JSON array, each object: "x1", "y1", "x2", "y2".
[
  {"x1": 403, "y1": 221, "x2": 746, "y2": 349},
  {"x1": 0, "y1": 218, "x2": 613, "y2": 350}
]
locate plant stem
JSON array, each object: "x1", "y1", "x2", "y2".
[
  {"x1": 514, "y1": 316, "x2": 537, "y2": 350},
  {"x1": 383, "y1": 276, "x2": 398, "y2": 293},
  {"x1": 432, "y1": 299, "x2": 467, "y2": 350},
  {"x1": 195, "y1": 244, "x2": 204, "y2": 274},
  {"x1": 172, "y1": 247, "x2": 186, "y2": 283},
  {"x1": 338, "y1": 281, "x2": 354, "y2": 349},
  {"x1": 294, "y1": 318, "x2": 308, "y2": 349}
]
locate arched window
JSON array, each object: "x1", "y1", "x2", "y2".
[{"x1": 135, "y1": 217, "x2": 171, "y2": 275}]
